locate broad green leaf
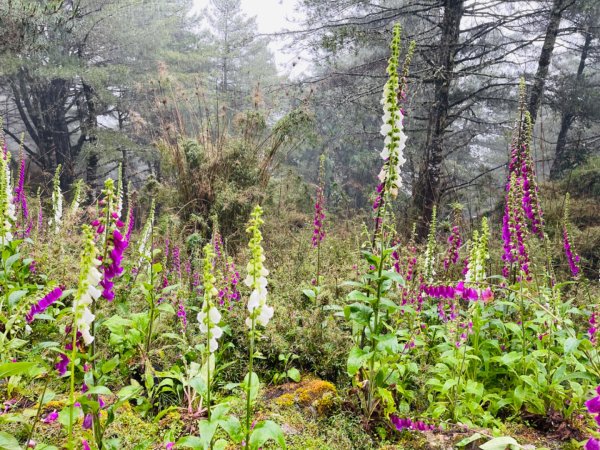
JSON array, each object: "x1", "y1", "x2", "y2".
[
  {"x1": 189, "y1": 377, "x2": 207, "y2": 397},
  {"x1": 249, "y1": 420, "x2": 286, "y2": 450},
  {"x1": 456, "y1": 433, "x2": 484, "y2": 447},
  {"x1": 197, "y1": 419, "x2": 218, "y2": 449},
  {"x1": 0, "y1": 362, "x2": 39, "y2": 379},
  {"x1": 102, "y1": 357, "x2": 119, "y2": 374},
  {"x1": 563, "y1": 337, "x2": 580, "y2": 355},
  {"x1": 220, "y1": 415, "x2": 243, "y2": 443},
  {"x1": 116, "y1": 385, "x2": 142, "y2": 401},
  {"x1": 287, "y1": 368, "x2": 301, "y2": 382},
  {"x1": 243, "y1": 372, "x2": 260, "y2": 405},
  {"x1": 0, "y1": 431, "x2": 21, "y2": 450},
  {"x1": 479, "y1": 436, "x2": 521, "y2": 450},
  {"x1": 302, "y1": 289, "x2": 316, "y2": 300},
  {"x1": 8, "y1": 290, "x2": 27, "y2": 307},
  {"x1": 176, "y1": 436, "x2": 203, "y2": 449},
  {"x1": 157, "y1": 303, "x2": 175, "y2": 314},
  {"x1": 381, "y1": 270, "x2": 405, "y2": 286},
  {"x1": 347, "y1": 346, "x2": 369, "y2": 376},
  {"x1": 85, "y1": 386, "x2": 112, "y2": 396}
]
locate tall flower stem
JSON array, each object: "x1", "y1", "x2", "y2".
[
  {"x1": 68, "y1": 324, "x2": 78, "y2": 448},
  {"x1": 206, "y1": 323, "x2": 211, "y2": 422},
  {"x1": 245, "y1": 316, "x2": 256, "y2": 449},
  {"x1": 26, "y1": 368, "x2": 51, "y2": 446},
  {"x1": 144, "y1": 219, "x2": 156, "y2": 359}
]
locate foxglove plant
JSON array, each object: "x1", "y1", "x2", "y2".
[
  {"x1": 0, "y1": 148, "x2": 15, "y2": 246},
  {"x1": 25, "y1": 286, "x2": 63, "y2": 323},
  {"x1": 197, "y1": 243, "x2": 222, "y2": 422},
  {"x1": 464, "y1": 217, "x2": 489, "y2": 284},
  {"x1": 93, "y1": 179, "x2": 127, "y2": 301},
  {"x1": 372, "y1": 25, "x2": 412, "y2": 236},
  {"x1": 423, "y1": 206, "x2": 437, "y2": 282},
  {"x1": 243, "y1": 205, "x2": 281, "y2": 448},
  {"x1": 444, "y1": 225, "x2": 461, "y2": 271},
  {"x1": 125, "y1": 200, "x2": 135, "y2": 243},
  {"x1": 14, "y1": 146, "x2": 30, "y2": 238},
  {"x1": 116, "y1": 163, "x2": 124, "y2": 218},
  {"x1": 344, "y1": 24, "x2": 415, "y2": 424},
  {"x1": 502, "y1": 173, "x2": 531, "y2": 281},
  {"x1": 502, "y1": 81, "x2": 544, "y2": 281},
  {"x1": 72, "y1": 225, "x2": 102, "y2": 346},
  {"x1": 586, "y1": 387, "x2": 600, "y2": 450},
  {"x1": 198, "y1": 243, "x2": 223, "y2": 354},
  {"x1": 69, "y1": 179, "x2": 84, "y2": 217},
  {"x1": 68, "y1": 224, "x2": 101, "y2": 444},
  {"x1": 137, "y1": 199, "x2": 155, "y2": 269},
  {"x1": 244, "y1": 206, "x2": 273, "y2": 330},
  {"x1": 49, "y1": 165, "x2": 63, "y2": 233},
  {"x1": 562, "y1": 194, "x2": 580, "y2": 278},
  {"x1": 312, "y1": 155, "x2": 326, "y2": 287}
]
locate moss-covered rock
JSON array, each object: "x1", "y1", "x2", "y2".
[{"x1": 270, "y1": 378, "x2": 338, "y2": 417}]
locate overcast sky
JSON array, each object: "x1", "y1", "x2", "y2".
[{"x1": 192, "y1": 0, "x2": 309, "y2": 77}]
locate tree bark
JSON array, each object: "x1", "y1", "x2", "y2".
[
  {"x1": 550, "y1": 28, "x2": 592, "y2": 179},
  {"x1": 527, "y1": 0, "x2": 574, "y2": 125},
  {"x1": 413, "y1": 0, "x2": 464, "y2": 240}
]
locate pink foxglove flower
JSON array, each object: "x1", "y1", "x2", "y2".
[
  {"x1": 563, "y1": 227, "x2": 580, "y2": 277},
  {"x1": 443, "y1": 226, "x2": 461, "y2": 271},
  {"x1": 95, "y1": 179, "x2": 128, "y2": 301},
  {"x1": 55, "y1": 353, "x2": 69, "y2": 376},
  {"x1": 26, "y1": 287, "x2": 63, "y2": 323},
  {"x1": 42, "y1": 409, "x2": 58, "y2": 423}
]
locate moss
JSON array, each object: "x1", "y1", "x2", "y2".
[
  {"x1": 276, "y1": 393, "x2": 296, "y2": 407},
  {"x1": 102, "y1": 404, "x2": 161, "y2": 448},
  {"x1": 271, "y1": 378, "x2": 338, "y2": 417}
]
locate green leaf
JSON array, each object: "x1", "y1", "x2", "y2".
[
  {"x1": 176, "y1": 436, "x2": 204, "y2": 449},
  {"x1": 220, "y1": 415, "x2": 243, "y2": 443},
  {"x1": 347, "y1": 290, "x2": 370, "y2": 302},
  {"x1": 85, "y1": 386, "x2": 112, "y2": 396},
  {"x1": 0, "y1": 431, "x2": 21, "y2": 450},
  {"x1": 197, "y1": 419, "x2": 218, "y2": 449},
  {"x1": 479, "y1": 436, "x2": 522, "y2": 450},
  {"x1": 116, "y1": 385, "x2": 142, "y2": 401},
  {"x1": 249, "y1": 420, "x2": 286, "y2": 450},
  {"x1": 381, "y1": 270, "x2": 405, "y2": 286},
  {"x1": 212, "y1": 440, "x2": 228, "y2": 450},
  {"x1": 8, "y1": 290, "x2": 28, "y2": 307},
  {"x1": 5, "y1": 254, "x2": 21, "y2": 273},
  {"x1": 287, "y1": 368, "x2": 301, "y2": 382},
  {"x1": 563, "y1": 337, "x2": 580, "y2": 355},
  {"x1": 302, "y1": 289, "x2": 316, "y2": 300},
  {"x1": 0, "y1": 362, "x2": 39, "y2": 379},
  {"x1": 189, "y1": 377, "x2": 207, "y2": 397},
  {"x1": 101, "y1": 357, "x2": 119, "y2": 374},
  {"x1": 157, "y1": 303, "x2": 175, "y2": 315},
  {"x1": 343, "y1": 303, "x2": 372, "y2": 326},
  {"x1": 456, "y1": 433, "x2": 484, "y2": 447},
  {"x1": 347, "y1": 346, "x2": 369, "y2": 377},
  {"x1": 243, "y1": 372, "x2": 260, "y2": 405}
]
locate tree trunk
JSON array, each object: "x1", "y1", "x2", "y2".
[
  {"x1": 82, "y1": 80, "x2": 99, "y2": 190},
  {"x1": 10, "y1": 68, "x2": 78, "y2": 187},
  {"x1": 527, "y1": 0, "x2": 573, "y2": 125},
  {"x1": 550, "y1": 29, "x2": 592, "y2": 179},
  {"x1": 413, "y1": 0, "x2": 464, "y2": 240}
]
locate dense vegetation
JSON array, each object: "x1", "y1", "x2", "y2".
[{"x1": 1, "y1": 1, "x2": 600, "y2": 450}]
